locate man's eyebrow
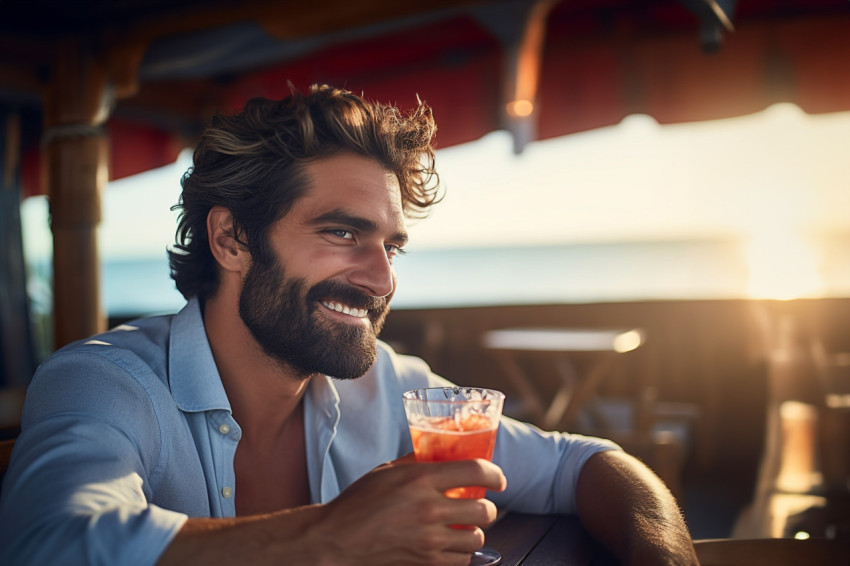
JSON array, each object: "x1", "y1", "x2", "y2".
[{"x1": 310, "y1": 209, "x2": 409, "y2": 244}]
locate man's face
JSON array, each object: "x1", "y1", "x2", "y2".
[{"x1": 238, "y1": 152, "x2": 408, "y2": 379}]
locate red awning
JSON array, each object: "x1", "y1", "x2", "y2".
[{"x1": 16, "y1": 1, "x2": 850, "y2": 195}]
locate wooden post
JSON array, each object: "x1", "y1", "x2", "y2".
[{"x1": 43, "y1": 36, "x2": 113, "y2": 348}]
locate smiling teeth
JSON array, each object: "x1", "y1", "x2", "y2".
[{"x1": 322, "y1": 301, "x2": 368, "y2": 318}]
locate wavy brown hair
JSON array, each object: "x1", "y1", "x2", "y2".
[{"x1": 169, "y1": 84, "x2": 441, "y2": 301}]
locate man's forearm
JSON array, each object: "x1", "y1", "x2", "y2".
[
  {"x1": 576, "y1": 450, "x2": 699, "y2": 565},
  {"x1": 157, "y1": 505, "x2": 327, "y2": 566}
]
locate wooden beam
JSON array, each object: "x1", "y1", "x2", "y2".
[
  {"x1": 98, "y1": 0, "x2": 490, "y2": 109},
  {"x1": 475, "y1": 0, "x2": 558, "y2": 153},
  {"x1": 256, "y1": 0, "x2": 488, "y2": 39},
  {"x1": 44, "y1": 36, "x2": 112, "y2": 348}
]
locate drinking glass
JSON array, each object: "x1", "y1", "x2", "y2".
[{"x1": 402, "y1": 386, "x2": 505, "y2": 566}]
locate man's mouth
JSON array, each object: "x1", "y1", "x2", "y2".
[{"x1": 321, "y1": 300, "x2": 369, "y2": 319}]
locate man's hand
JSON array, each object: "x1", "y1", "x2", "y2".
[
  {"x1": 313, "y1": 456, "x2": 506, "y2": 566},
  {"x1": 158, "y1": 455, "x2": 506, "y2": 566}
]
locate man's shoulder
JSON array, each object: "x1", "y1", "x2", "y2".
[
  {"x1": 39, "y1": 313, "x2": 176, "y2": 383},
  {"x1": 21, "y1": 314, "x2": 185, "y2": 431}
]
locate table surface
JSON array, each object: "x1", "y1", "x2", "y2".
[
  {"x1": 482, "y1": 328, "x2": 644, "y2": 353},
  {"x1": 484, "y1": 512, "x2": 620, "y2": 565}
]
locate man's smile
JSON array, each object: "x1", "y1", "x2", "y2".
[{"x1": 320, "y1": 300, "x2": 369, "y2": 319}]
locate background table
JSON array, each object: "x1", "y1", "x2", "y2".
[
  {"x1": 481, "y1": 327, "x2": 693, "y2": 499},
  {"x1": 482, "y1": 327, "x2": 644, "y2": 431},
  {"x1": 484, "y1": 512, "x2": 620, "y2": 565}
]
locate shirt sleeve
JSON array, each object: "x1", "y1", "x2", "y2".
[
  {"x1": 489, "y1": 416, "x2": 620, "y2": 514},
  {"x1": 0, "y1": 346, "x2": 188, "y2": 566}
]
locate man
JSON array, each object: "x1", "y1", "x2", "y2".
[{"x1": 0, "y1": 85, "x2": 699, "y2": 565}]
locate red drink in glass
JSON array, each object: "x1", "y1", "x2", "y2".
[
  {"x1": 409, "y1": 414, "x2": 499, "y2": 498},
  {"x1": 402, "y1": 387, "x2": 505, "y2": 566}
]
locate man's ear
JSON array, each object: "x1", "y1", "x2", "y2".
[{"x1": 207, "y1": 206, "x2": 249, "y2": 273}]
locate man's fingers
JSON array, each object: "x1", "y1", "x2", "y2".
[
  {"x1": 323, "y1": 457, "x2": 503, "y2": 565},
  {"x1": 442, "y1": 524, "x2": 487, "y2": 553},
  {"x1": 429, "y1": 459, "x2": 507, "y2": 494},
  {"x1": 373, "y1": 457, "x2": 507, "y2": 496},
  {"x1": 448, "y1": 497, "x2": 500, "y2": 528}
]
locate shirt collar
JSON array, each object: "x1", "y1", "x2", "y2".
[{"x1": 168, "y1": 296, "x2": 232, "y2": 413}]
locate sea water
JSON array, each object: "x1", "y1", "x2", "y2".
[{"x1": 71, "y1": 238, "x2": 850, "y2": 319}]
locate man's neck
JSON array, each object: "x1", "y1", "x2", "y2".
[{"x1": 202, "y1": 292, "x2": 311, "y2": 440}]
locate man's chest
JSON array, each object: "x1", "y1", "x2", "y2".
[{"x1": 232, "y1": 419, "x2": 312, "y2": 515}]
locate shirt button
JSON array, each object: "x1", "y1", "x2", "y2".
[
  {"x1": 222, "y1": 487, "x2": 233, "y2": 498},
  {"x1": 219, "y1": 423, "x2": 231, "y2": 435}
]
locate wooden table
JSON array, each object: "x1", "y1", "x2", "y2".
[
  {"x1": 482, "y1": 327, "x2": 644, "y2": 431},
  {"x1": 484, "y1": 512, "x2": 620, "y2": 565},
  {"x1": 486, "y1": 512, "x2": 850, "y2": 566}
]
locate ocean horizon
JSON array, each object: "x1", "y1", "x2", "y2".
[{"x1": 26, "y1": 238, "x2": 850, "y2": 320}]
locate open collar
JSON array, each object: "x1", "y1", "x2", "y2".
[{"x1": 168, "y1": 297, "x2": 232, "y2": 414}]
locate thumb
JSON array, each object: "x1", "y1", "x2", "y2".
[
  {"x1": 375, "y1": 452, "x2": 418, "y2": 471},
  {"x1": 393, "y1": 452, "x2": 418, "y2": 465}
]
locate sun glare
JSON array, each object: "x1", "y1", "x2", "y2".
[{"x1": 744, "y1": 229, "x2": 824, "y2": 300}]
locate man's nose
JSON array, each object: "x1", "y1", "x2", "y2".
[{"x1": 348, "y1": 245, "x2": 395, "y2": 298}]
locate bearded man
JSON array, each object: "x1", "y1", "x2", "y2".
[{"x1": 0, "y1": 85, "x2": 699, "y2": 566}]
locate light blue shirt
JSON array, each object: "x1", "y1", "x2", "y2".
[{"x1": 0, "y1": 297, "x2": 618, "y2": 565}]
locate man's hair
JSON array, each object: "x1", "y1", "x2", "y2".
[{"x1": 168, "y1": 84, "x2": 440, "y2": 301}]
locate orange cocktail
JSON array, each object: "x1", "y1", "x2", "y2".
[
  {"x1": 402, "y1": 387, "x2": 505, "y2": 500},
  {"x1": 402, "y1": 387, "x2": 506, "y2": 566},
  {"x1": 408, "y1": 414, "x2": 499, "y2": 498}
]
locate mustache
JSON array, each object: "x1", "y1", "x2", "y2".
[{"x1": 306, "y1": 279, "x2": 388, "y2": 313}]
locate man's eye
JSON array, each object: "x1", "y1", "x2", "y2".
[
  {"x1": 385, "y1": 244, "x2": 407, "y2": 258},
  {"x1": 328, "y1": 229, "x2": 354, "y2": 240}
]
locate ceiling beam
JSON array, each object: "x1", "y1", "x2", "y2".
[{"x1": 475, "y1": 0, "x2": 558, "y2": 154}]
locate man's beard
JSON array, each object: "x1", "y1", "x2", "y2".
[{"x1": 238, "y1": 255, "x2": 390, "y2": 380}]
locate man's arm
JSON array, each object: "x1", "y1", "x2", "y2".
[
  {"x1": 576, "y1": 450, "x2": 700, "y2": 565},
  {"x1": 158, "y1": 457, "x2": 506, "y2": 566}
]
